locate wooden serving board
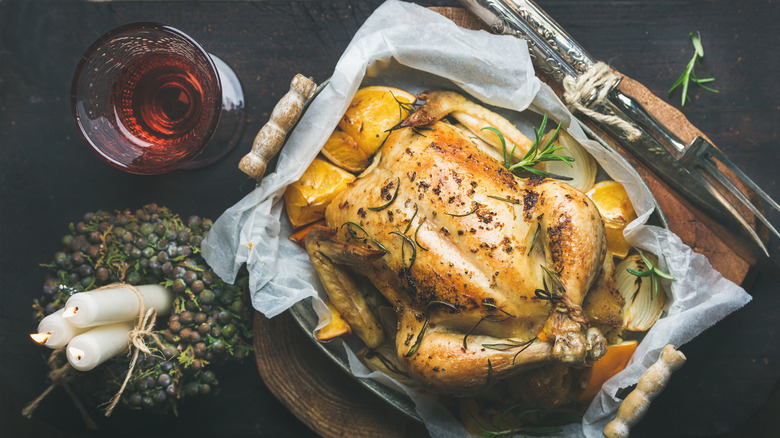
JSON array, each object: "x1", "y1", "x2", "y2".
[
  {"x1": 253, "y1": 311, "x2": 429, "y2": 437},
  {"x1": 254, "y1": 7, "x2": 759, "y2": 437}
]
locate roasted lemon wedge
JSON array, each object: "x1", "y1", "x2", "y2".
[
  {"x1": 337, "y1": 86, "x2": 416, "y2": 159},
  {"x1": 587, "y1": 180, "x2": 638, "y2": 258},
  {"x1": 578, "y1": 339, "x2": 638, "y2": 400},
  {"x1": 284, "y1": 157, "x2": 355, "y2": 228},
  {"x1": 321, "y1": 130, "x2": 370, "y2": 173}
]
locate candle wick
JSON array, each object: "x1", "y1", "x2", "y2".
[
  {"x1": 69, "y1": 347, "x2": 85, "y2": 362},
  {"x1": 63, "y1": 306, "x2": 79, "y2": 318}
]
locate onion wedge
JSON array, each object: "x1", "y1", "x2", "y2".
[
  {"x1": 616, "y1": 252, "x2": 667, "y2": 332},
  {"x1": 540, "y1": 129, "x2": 597, "y2": 192}
]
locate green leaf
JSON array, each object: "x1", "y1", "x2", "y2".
[
  {"x1": 690, "y1": 31, "x2": 705, "y2": 57},
  {"x1": 626, "y1": 268, "x2": 651, "y2": 277},
  {"x1": 445, "y1": 201, "x2": 480, "y2": 217},
  {"x1": 368, "y1": 177, "x2": 400, "y2": 211},
  {"x1": 654, "y1": 268, "x2": 675, "y2": 280},
  {"x1": 482, "y1": 126, "x2": 509, "y2": 167},
  {"x1": 414, "y1": 220, "x2": 429, "y2": 251},
  {"x1": 389, "y1": 231, "x2": 417, "y2": 268},
  {"x1": 668, "y1": 71, "x2": 687, "y2": 95},
  {"x1": 670, "y1": 32, "x2": 717, "y2": 106}
]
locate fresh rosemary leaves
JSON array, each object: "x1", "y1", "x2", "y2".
[
  {"x1": 527, "y1": 223, "x2": 541, "y2": 256},
  {"x1": 389, "y1": 231, "x2": 417, "y2": 268},
  {"x1": 368, "y1": 177, "x2": 400, "y2": 211},
  {"x1": 405, "y1": 300, "x2": 457, "y2": 357},
  {"x1": 626, "y1": 249, "x2": 674, "y2": 298},
  {"x1": 668, "y1": 32, "x2": 719, "y2": 106},
  {"x1": 463, "y1": 313, "x2": 514, "y2": 350},
  {"x1": 341, "y1": 222, "x2": 388, "y2": 252},
  {"x1": 483, "y1": 115, "x2": 574, "y2": 180},
  {"x1": 446, "y1": 201, "x2": 480, "y2": 217}
]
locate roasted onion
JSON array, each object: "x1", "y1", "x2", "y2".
[
  {"x1": 616, "y1": 252, "x2": 667, "y2": 332},
  {"x1": 540, "y1": 129, "x2": 597, "y2": 193}
]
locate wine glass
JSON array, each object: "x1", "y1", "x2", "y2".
[{"x1": 71, "y1": 22, "x2": 245, "y2": 174}]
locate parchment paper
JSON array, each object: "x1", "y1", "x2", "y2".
[{"x1": 202, "y1": 1, "x2": 752, "y2": 436}]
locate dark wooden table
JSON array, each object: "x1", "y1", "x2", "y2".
[{"x1": 1, "y1": 1, "x2": 778, "y2": 437}]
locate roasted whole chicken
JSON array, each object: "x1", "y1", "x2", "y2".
[{"x1": 306, "y1": 91, "x2": 622, "y2": 396}]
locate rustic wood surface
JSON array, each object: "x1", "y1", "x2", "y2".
[{"x1": 1, "y1": 1, "x2": 777, "y2": 437}]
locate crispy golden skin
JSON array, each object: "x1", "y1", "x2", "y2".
[{"x1": 307, "y1": 109, "x2": 610, "y2": 395}]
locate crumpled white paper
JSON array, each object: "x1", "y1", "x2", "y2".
[{"x1": 202, "y1": 1, "x2": 752, "y2": 437}]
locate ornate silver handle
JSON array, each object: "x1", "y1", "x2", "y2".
[{"x1": 459, "y1": 0, "x2": 595, "y2": 81}]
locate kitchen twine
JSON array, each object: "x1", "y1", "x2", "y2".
[
  {"x1": 101, "y1": 282, "x2": 165, "y2": 417},
  {"x1": 562, "y1": 61, "x2": 642, "y2": 141},
  {"x1": 22, "y1": 283, "x2": 164, "y2": 424}
]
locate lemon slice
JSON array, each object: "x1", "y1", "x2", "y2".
[
  {"x1": 321, "y1": 130, "x2": 371, "y2": 173},
  {"x1": 578, "y1": 340, "x2": 638, "y2": 400},
  {"x1": 338, "y1": 86, "x2": 416, "y2": 157},
  {"x1": 284, "y1": 157, "x2": 355, "y2": 229},
  {"x1": 587, "y1": 180, "x2": 638, "y2": 258},
  {"x1": 316, "y1": 300, "x2": 352, "y2": 341}
]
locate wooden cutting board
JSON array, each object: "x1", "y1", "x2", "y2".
[{"x1": 254, "y1": 7, "x2": 759, "y2": 437}]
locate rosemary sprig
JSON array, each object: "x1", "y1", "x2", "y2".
[
  {"x1": 404, "y1": 316, "x2": 429, "y2": 357},
  {"x1": 463, "y1": 314, "x2": 514, "y2": 350},
  {"x1": 445, "y1": 201, "x2": 480, "y2": 217},
  {"x1": 405, "y1": 300, "x2": 457, "y2": 357},
  {"x1": 362, "y1": 350, "x2": 412, "y2": 378},
  {"x1": 540, "y1": 265, "x2": 566, "y2": 296},
  {"x1": 533, "y1": 265, "x2": 567, "y2": 305},
  {"x1": 414, "y1": 219, "x2": 429, "y2": 251},
  {"x1": 482, "y1": 126, "x2": 514, "y2": 169},
  {"x1": 486, "y1": 116, "x2": 574, "y2": 180},
  {"x1": 482, "y1": 338, "x2": 535, "y2": 351},
  {"x1": 410, "y1": 126, "x2": 434, "y2": 138},
  {"x1": 482, "y1": 301, "x2": 515, "y2": 318},
  {"x1": 527, "y1": 223, "x2": 541, "y2": 256},
  {"x1": 341, "y1": 221, "x2": 388, "y2": 252},
  {"x1": 403, "y1": 204, "x2": 419, "y2": 234},
  {"x1": 513, "y1": 115, "x2": 573, "y2": 177},
  {"x1": 626, "y1": 248, "x2": 674, "y2": 298},
  {"x1": 534, "y1": 287, "x2": 559, "y2": 302},
  {"x1": 391, "y1": 92, "x2": 418, "y2": 121},
  {"x1": 368, "y1": 177, "x2": 400, "y2": 211},
  {"x1": 482, "y1": 337, "x2": 537, "y2": 365},
  {"x1": 487, "y1": 195, "x2": 519, "y2": 205},
  {"x1": 389, "y1": 231, "x2": 417, "y2": 268},
  {"x1": 668, "y1": 32, "x2": 719, "y2": 106}
]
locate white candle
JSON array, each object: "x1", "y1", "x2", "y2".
[
  {"x1": 66, "y1": 322, "x2": 133, "y2": 371},
  {"x1": 62, "y1": 284, "x2": 173, "y2": 328},
  {"x1": 31, "y1": 308, "x2": 89, "y2": 349}
]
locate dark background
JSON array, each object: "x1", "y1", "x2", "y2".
[{"x1": 1, "y1": 1, "x2": 778, "y2": 437}]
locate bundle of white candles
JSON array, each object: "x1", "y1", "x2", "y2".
[{"x1": 30, "y1": 284, "x2": 173, "y2": 371}]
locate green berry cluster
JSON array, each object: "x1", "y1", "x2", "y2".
[{"x1": 33, "y1": 204, "x2": 253, "y2": 414}]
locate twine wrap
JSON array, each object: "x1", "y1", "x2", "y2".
[
  {"x1": 99, "y1": 283, "x2": 165, "y2": 417},
  {"x1": 562, "y1": 61, "x2": 642, "y2": 141}
]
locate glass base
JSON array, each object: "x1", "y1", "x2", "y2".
[{"x1": 183, "y1": 54, "x2": 246, "y2": 169}]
